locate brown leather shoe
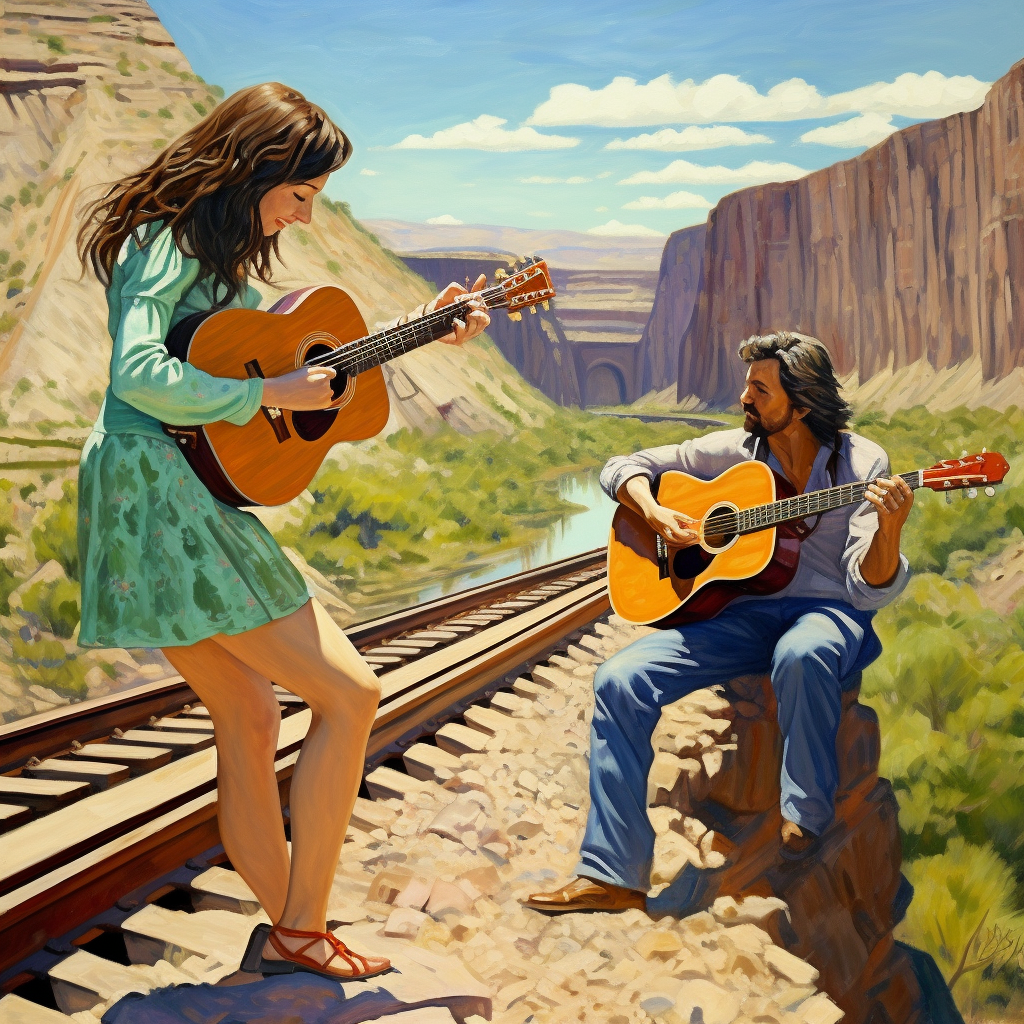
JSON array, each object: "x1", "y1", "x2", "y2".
[
  {"x1": 780, "y1": 819, "x2": 820, "y2": 860},
  {"x1": 521, "y1": 876, "x2": 646, "y2": 913}
]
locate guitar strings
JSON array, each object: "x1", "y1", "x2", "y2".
[
  {"x1": 301, "y1": 282, "x2": 519, "y2": 375},
  {"x1": 699, "y1": 471, "x2": 920, "y2": 536}
]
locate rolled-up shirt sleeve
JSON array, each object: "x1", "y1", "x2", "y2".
[
  {"x1": 600, "y1": 429, "x2": 751, "y2": 500},
  {"x1": 841, "y1": 453, "x2": 910, "y2": 610},
  {"x1": 109, "y1": 227, "x2": 264, "y2": 427}
]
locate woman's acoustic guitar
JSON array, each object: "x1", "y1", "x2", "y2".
[
  {"x1": 608, "y1": 451, "x2": 1010, "y2": 626},
  {"x1": 162, "y1": 259, "x2": 555, "y2": 507}
]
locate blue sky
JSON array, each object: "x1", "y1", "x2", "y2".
[{"x1": 149, "y1": 0, "x2": 1023, "y2": 237}]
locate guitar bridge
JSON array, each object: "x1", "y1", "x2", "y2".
[{"x1": 656, "y1": 535, "x2": 670, "y2": 580}]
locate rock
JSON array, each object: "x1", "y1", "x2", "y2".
[
  {"x1": 712, "y1": 895, "x2": 789, "y2": 926},
  {"x1": 795, "y1": 993, "x2": 845, "y2": 1024},
  {"x1": 367, "y1": 868, "x2": 415, "y2": 905},
  {"x1": 384, "y1": 906, "x2": 429, "y2": 940},
  {"x1": 673, "y1": 64, "x2": 1024, "y2": 410},
  {"x1": 764, "y1": 946, "x2": 819, "y2": 986},
  {"x1": 651, "y1": 830, "x2": 701, "y2": 885},
  {"x1": 7, "y1": 559, "x2": 67, "y2": 613},
  {"x1": 674, "y1": 979, "x2": 741, "y2": 1024},
  {"x1": 634, "y1": 930, "x2": 684, "y2": 960},
  {"x1": 394, "y1": 876, "x2": 435, "y2": 911},
  {"x1": 426, "y1": 799, "x2": 481, "y2": 842},
  {"x1": 648, "y1": 806, "x2": 682, "y2": 836},
  {"x1": 426, "y1": 879, "x2": 475, "y2": 916}
]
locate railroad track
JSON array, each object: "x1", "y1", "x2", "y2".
[{"x1": 0, "y1": 548, "x2": 609, "y2": 1007}]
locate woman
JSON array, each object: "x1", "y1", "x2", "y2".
[{"x1": 76, "y1": 82, "x2": 488, "y2": 979}]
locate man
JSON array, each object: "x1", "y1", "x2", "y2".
[{"x1": 525, "y1": 331, "x2": 913, "y2": 914}]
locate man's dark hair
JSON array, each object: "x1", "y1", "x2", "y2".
[{"x1": 738, "y1": 331, "x2": 851, "y2": 447}]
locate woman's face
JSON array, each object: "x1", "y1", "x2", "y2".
[{"x1": 259, "y1": 172, "x2": 330, "y2": 237}]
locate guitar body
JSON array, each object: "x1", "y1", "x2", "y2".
[
  {"x1": 608, "y1": 461, "x2": 802, "y2": 626},
  {"x1": 163, "y1": 286, "x2": 391, "y2": 507}
]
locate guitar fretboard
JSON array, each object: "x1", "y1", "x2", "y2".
[{"x1": 704, "y1": 471, "x2": 922, "y2": 537}]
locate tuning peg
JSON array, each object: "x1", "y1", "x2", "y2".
[
  {"x1": 985, "y1": 486, "x2": 996, "y2": 497},
  {"x1": 541, "y1": 301, "x2": 549, "y2": 311},
  {"x1": 494, "y1": 268, "x2": 507, "y2": 281},
  {"x1": 967, "y1": 488, "x2": 978, "y2": 499},
  {"x1": 509, "y1": 311, "x2": 522, "y2": 322},
  {"x1": 529, "y1": 305, "x2": 537, "y2": 314},
  {"x1": 961, "y1": 450, "x2": 968, "y2": 458},
  {"x1": 517, "y1": 255, "x2": 526, "y2": 265},
  {"x1": 982, "y1": 447, "x2": 987, "y2": 453}
]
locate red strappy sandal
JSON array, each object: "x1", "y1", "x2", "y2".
[{"x1": 241, "y1": 922, "x2": 392, "y2": 980}]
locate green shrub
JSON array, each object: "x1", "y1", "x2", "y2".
[
  {"x1": 900, "y1": 839, "x2": 1024, "y2": 1015},
  {"x1": 11, "y1": 634, "x2": 87, "y2": 698},
  {"x1": 8, "y1": 259, "x2": 25, "y2": 278},
  {"x1": 0, "y1": 312, "x2": 18, "y2": 336},
  {"x1": 45, "y1": 35, "x2": 66, "y2": 54},
  {"x1": 192, "y1": 101, "x2": 206, "y2": 116},
  {"x1": 0, "y1": 251, "x2": 8, "y2": 265},
  {"x1": 157, "y1": 107, "x2": 172, "y2": 119},
  {"x1": 31, "y1": 480, "x2": 79, "y2": 580},
  {"x1": 20, "y1": 576, "x2": 80, "y2": 638}
]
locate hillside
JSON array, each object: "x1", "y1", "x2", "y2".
[{"x1": 0, "y1": 0, "x2": 547, "y2": 439}]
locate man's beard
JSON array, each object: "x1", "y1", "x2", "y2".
[{"x1": 742, "y1": 404, "x2": 793, "y2": 436}]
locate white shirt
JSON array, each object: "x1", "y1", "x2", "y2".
[{"x1": 600, "y1": 427, "x2": 910, "y2": 612}]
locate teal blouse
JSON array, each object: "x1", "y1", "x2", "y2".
[{"x1": 94, "y1": 224, "x2": 266, "y2": 439}]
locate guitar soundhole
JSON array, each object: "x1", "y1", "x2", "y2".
[
  {"x1": 291, "y1": 344, "x2": 346, "y2": 442},
  {"x1": 672, "y1": 546, "x2": 715, "y2": 581}
]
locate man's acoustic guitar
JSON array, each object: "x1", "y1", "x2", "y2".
[
  {"x1": 161, "y1": 259, "x2": 555, "y2": 507},
  {"x1": 608, "y1": 452, "x2": 1009, "y2": 626}
]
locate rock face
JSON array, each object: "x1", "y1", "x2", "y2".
[
  {"x1": 636, "y1": 224, "x2": 706, "y2": 396},
  {"x1": 0, "y1": 0, "x2": 543, "y2": 435},
  {"x1": 404, "y1": 254, "x2": 659, "y2": 407},
  {"x1": 648, "y1": 670, "x2": 927, "y2": 1023},
  {"x1": 670, "y1": 59, "x2": 1023, "y2": 409}
]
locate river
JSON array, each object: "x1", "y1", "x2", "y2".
[{"x1": 413, "y1": 472, "x2": 615, "y2": 604}]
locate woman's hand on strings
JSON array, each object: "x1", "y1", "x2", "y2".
[
  {"x1": 261, "y1": 365, "x2": 338, "y2": 410},
  {"x1": 428, "y1": 274, "x2": 490, "y2": 346}
]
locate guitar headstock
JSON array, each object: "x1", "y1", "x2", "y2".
[
  {"x1": 490, "y1": 256, "x2": 556, "y2": 321},
  {"x1": 920, "y1": 451, "x2": 1010, "y2": 493}
]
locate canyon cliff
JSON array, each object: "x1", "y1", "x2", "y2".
[
  {"x1": 636, "y1": 224, "x2": 706, "y2": 396},
  {"x1": 673, "y1": 59, "x2": 1024, "y2": 410}
]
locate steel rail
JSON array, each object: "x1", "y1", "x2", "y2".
[{"x1": 0, "y1": 550, "x2": 609, "y2": 975}]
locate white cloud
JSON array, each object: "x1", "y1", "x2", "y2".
[
  {"x1": 586, "y1": 219, "x2": 665, "y2": 237},
  {"x1": 392, "y1": 114, "x2": 578, "y2": 151},
  {"x1": 529, "y1": 74, "x2": 825, "y2": 127},
  {"x1": 618, "y1": 159, "x2": 810, "y2": 186},
  {"x1": 359, "y1": 168, "x2": 380, "y2": 176},
  {"x1": 801, "y1": 113, "x2": 897, "y2": 148},
  {"x1": 623, "y1": 190, "x2": 713, "y2": 210},
  {"x1": 596, "y1": 170, "x2": 612, "y2": 178},
  {"x1": 826, "y1": 71, "x2": 989, "y2": 118},
  {"x1": 527, "y1": 71, "x2": 990, "y2": 127},
  {"x1": 519, "y1": 175, "x2": 591, "y2": 184},
  {"x1": 595, "y1": 206, "x2": 608, "y2": 212},
  {"x1": 426, "y1": 215, "x2": 463, "y2": 225},
  {"x1": 607, "y1": 125, "x2": 772, "y2": 151}
]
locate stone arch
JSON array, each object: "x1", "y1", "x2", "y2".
[{"x1": 584, "y1": 361, "x2": 628, "y2": 407}]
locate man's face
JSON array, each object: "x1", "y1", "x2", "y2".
[{"x1": 739, "y1": 359, "x2": 803, "y2": 435}]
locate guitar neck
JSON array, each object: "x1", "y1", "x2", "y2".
[
  {"x1": 725, "y1": 470, "x2": 923, "y2": 536},
  {"x1": 309, "y1": 286, "x2": 508, "y2": 376}
]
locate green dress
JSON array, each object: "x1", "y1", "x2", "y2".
[{"x1": 77, "y1": 225, "x2": 312, "y2": 649}]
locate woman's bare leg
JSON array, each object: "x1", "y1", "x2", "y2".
[
  {"x1": 161, "y1": 638, "x2": 290, "y2": 922},
  {"x1": 212, "y1": 598, "x2": 381, "y2": 969}
]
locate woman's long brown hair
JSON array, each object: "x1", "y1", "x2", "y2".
[{"x1": 78, "y1": 82, "x2": 351, "y2": 306}]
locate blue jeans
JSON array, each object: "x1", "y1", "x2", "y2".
[{"x1": 575, "y1": 597, "x2": 881, "y2": 891}]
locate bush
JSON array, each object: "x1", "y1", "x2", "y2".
[
  {"x1": 20, "y1": 576, "x2": 80, "y2": 638},
  {"x1": 11, "y1": 634, "x2": 87, "y2": 698},
  {"x1": 900, "y1": 839, "x2": 1024, "y2": 1015},
  {"x1": 31, "y1": 479, "x2": 79, "y2": 580}
]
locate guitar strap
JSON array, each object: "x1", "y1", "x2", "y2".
[{"x1": 754, "y1": 433, "x2": 842, "y2": 541}]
